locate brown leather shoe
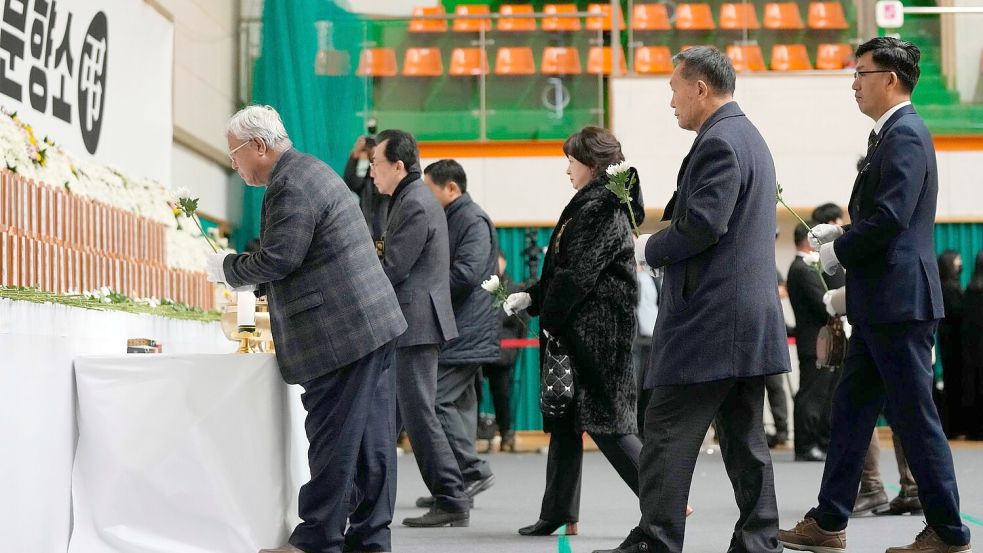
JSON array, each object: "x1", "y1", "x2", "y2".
[
  {"x1": 852, "y1": 489, "x2": 890, "y2": 516},
  {"x1": 874, "y1": 492, "x2": 923, "y2": 516},
  {"x1": 259, "y1": 545, "x2": 307, "y2": 553},
  {"x1": 885, "y1": 526, "x2": 972, "y2": 553},
  {"x1": 778, "y1": 518, "x2": 846, "y2": 553}
]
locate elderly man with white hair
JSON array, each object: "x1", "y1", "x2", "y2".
[{"x1": 205, "y1": 105, "x2": 408, "y2": 553}]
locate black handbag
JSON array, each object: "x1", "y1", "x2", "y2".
[{"x1": 540, "y1": 330, "x2": 574, "y2": 420}]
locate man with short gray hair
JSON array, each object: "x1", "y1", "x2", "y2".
[
  {"x1": 206, "y1": 105, "x2": 408, "y2": 553},
  {"x1": 595, "y1": 47, "x2": 788, "y2": 553}
]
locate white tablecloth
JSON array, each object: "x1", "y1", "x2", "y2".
[
  {"x1": 70, "y1": 353, "x2": 306, "y2": 553},
  {"x1": 0, "y1": 299, "x2": 239, "y2": 552}
]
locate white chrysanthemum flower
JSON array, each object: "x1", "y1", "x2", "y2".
[
  {"x1": 803, "y1": 251, "x2": 821, "y2": 266},
  {"x1": 606, "y1": 160, "x2": 630, "y2": 176},
  {"x1": 481, "y1": 275, "x2": 501, "y2": 293}
]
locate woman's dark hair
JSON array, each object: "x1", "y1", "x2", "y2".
[
  {"x1": 562, "y1": 126, "x2": 625, "y2": 179},
  {"x1": 854, "y1": 36, "x2": 921, "y2": 94},
  {"x1": 938, "y1": 250, "x2": 962, "y2": 286},
  {"x1": 969, "y1": 251, "x2": 983, "y2": 292}
]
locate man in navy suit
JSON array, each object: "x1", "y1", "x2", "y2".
[
  {"x1": 779, "y1": 37, "x2": 972, "y2": 553},
  {"x1": 595, "y1": 46, "x2": 790, "y2": 553}
]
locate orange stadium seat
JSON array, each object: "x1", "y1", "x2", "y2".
[
  {"x1": 771, "y1": 44, "x2": 812, "y2": 70},
  {"x1": 675, "y1": 4, "x2": 716, "y2": 30},
  {"x1": 495, "y1": 47, "x2": 536, "y2": 75},
  {"x1": 449, "y1": 48, "x2": 489, "y2": 75},
  {"x1": 727, "y1": 44, "x2": 767, "y2": 71},
  {"x1": 634, "y1": 46, "x2": 674, "y2": 74},
  {"x1": 586, "y1": 3, "x2": 626, "y2": 31},
  {"x1": 631, "y1": 3, "x2": 672, "y2": 30},
  {"x1": 542, "y1": 4, "x2": 583, "y2": 31},
  {"x1": 763, "y1": 2, "x2": 805, "y2": 29},
  {"x1": 497, "y1": 4, "x2": 537, "y2": 31},
  {"x1": 402, "y1": 48, "x2": 444, "y2": 76},
  {"x1": 356, "y1": 48, "x2": 398, "y2": 77},
  {"x1": 587, "y1": 46, "x2": 628, "y2": 74},
  {"x1": 408, "y1": 6, "x2": 448, "y2": 33},
  {"x1": 541, "y1": 46, "x2": 583, "y2": 74},
  {"x1": 816, "y1": 42, "x2": 854, "y2": 69},
  {"x1": 452, "y1": 4, "x2": 492, "y2": 32},
  {"x1": 808, "y1": 2, "x2": 849, "y2": 29},
  {"x1": 719, "y1": 3, "x2": 761, "y2": 30}
]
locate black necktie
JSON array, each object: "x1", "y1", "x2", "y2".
[{"x1": 867, "y1": 130, "x2": 877, "y2": 155}]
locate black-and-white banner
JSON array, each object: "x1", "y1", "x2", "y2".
[{"x1": 0, "y1": 0, "x2": 173, "y2": 183}]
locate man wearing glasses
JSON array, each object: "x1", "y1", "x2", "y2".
[
  {"x1": 370, "y1": 129, "x2": 471, "y2": 528},
  {"x1": 779, "y1": 37, "x2": 972, "y2": 553},
  {"x1": 208, "y1": 105, "x2": 408, "y2": 553}
]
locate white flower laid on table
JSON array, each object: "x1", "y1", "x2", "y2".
[{"x1": 604, "y1": 160, "x2": 641, "y2": 237}]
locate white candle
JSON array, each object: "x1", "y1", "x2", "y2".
[{"x1": 237, "y1": 291, "x2": 256, "y2": 327}]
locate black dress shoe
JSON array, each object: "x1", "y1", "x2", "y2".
[
  {"x1": 517, "y1": 519, "x2": 578, "y2": 536},
  {"x1": 874, "y1": 492, "x2": 922, "y2": 515},
  {"x1": 415, "y1": 495, "x2": 474, "y2": 508},
  {"x1": 463, "y1": 474, "x2": 495, "y2": 498},
  {"x1": 794, "y1": 446, "x2": 827, "y2": 462},
  {"x1": 402, "y1": 506, "x2": 469, "y2": 528},
  {"x1": 592, "y1": 526, "x2": 653, "y2": 553},
  {"x1": 851, "y1": 489, "x2": 889, "y2": 516},
  {"x1": 767, "y1": 431, "x2": 788, "y2": 449}
]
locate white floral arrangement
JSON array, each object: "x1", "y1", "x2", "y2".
[{"x1": 0, "y1": 108, "x2": 226, "y2": 273}]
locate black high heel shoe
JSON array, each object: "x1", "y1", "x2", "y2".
[{"x1": 517, "y1": 519, "x2": 578, "y2": 536}]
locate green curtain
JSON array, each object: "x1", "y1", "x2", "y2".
[
  {"x1": 933, "y1": 222, "x2": 983, "y2": 380},
  {"x1": 237, "y1": 0, "x2": 367, "y2": 250}
]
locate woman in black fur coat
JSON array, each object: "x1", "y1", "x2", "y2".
[{"x1": 504, "y1": 127, "x2": 652, "y2": 537}]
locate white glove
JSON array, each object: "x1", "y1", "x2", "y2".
[
  {"x1": 205, "y1": 252, "x2": 229, "y2": 283},
  {"x1": 503, "y1": 292, "x2": 531, "y2": 316},
  {"x1": 231, "y1": 284, "x2": 256, "y2": 293},
  {"x1": 822, "y1": 287, "x2": 846, "y2": 317},
  {"x1": 808, "y1": 224, "x2": 844, "y2": 249},
  {"x1": 634, "y1": 234, "x2": 652, "y2": 266},
  {"x1": 819, "y1": 242, "x2": 841, "y2": 275}
]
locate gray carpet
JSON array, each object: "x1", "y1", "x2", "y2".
[{"x1": 390, "y1": 442, "x2": 983, "y2": 552}]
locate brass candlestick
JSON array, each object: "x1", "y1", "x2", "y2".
[{"x1": 233, "y1": 325, "x2": 257, "y2": 353}]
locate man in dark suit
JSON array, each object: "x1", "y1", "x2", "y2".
[
  {"x1": 595, "y1": 46, "x2": 790, "y2": 553},
  {"x1": 779, "y1": 37, "x2": 972, "y2": 553},
  {"x1": 370, "y1": 130, "x2": 470, "y2": 528},
  {"x1": 787, "y1": 222, "x2": 834, "y2": 462},
  {"x1": 206, "y1": 105, "x2": 408, "y2": 553},
  {"x1": 414, "y1": 159, "x2": 499, "y2": 509}
]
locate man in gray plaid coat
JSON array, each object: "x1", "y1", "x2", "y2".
[{"x1": 206, "y1": 105, "x2": 407, "y2": 553}]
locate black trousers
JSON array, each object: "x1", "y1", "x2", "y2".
[
  {"x1": 807, "y1": 321, "x2": 971, "y2": 546},
  {"x1": 290, "y1": 341, "x2": 397, "y2": 553},
  {"x1": 480, "y1": 362, "x2": 514, "y2": 435},
  {"x1": 393, "y1": 344, "x2": 470, "y2": 512},
  {"x1": 539, "y1": 414, "x2": 642, "y2": 523},
  {"x1": 764, "y1": 374, "x2": 789, "y2": 435},
  {"x1": 793, "y1": 357, "x2": 837, "y2": 455},
  {"x1": 638, "y1": 377, "x2": 781, "y2": 553}
]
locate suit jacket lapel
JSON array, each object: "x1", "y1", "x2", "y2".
[{"x1": 848, "y1": 105, "x2": 916, "y2": 215}]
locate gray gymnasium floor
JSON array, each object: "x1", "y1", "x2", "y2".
[{"x1": 389, "y1": 441, "x2": 983, "y2": 553}]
